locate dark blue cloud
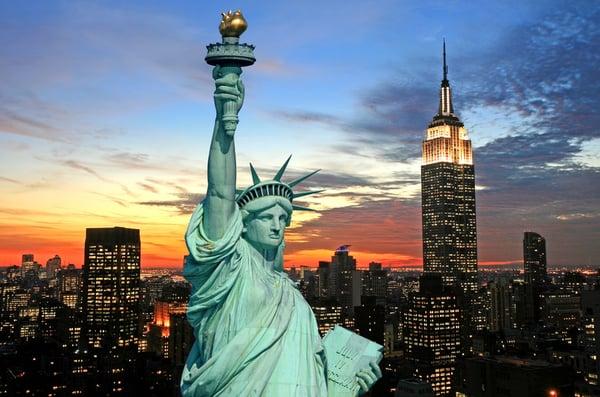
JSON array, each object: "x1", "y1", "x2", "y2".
[{"x1": 273, "y1": 1, "x2": 600, "y2": 265}]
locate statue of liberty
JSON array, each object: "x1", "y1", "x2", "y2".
[{"x1": 181, "y1": 11, "x2": 381, "y2": 396}]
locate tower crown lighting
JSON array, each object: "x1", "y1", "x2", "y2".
[{"x1": 423, "y1": 41, "x2": 473, "y2": 166}]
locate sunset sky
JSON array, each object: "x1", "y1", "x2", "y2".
[{"x1": 1, "y1": 1, "x2": 599, "y2": 268}]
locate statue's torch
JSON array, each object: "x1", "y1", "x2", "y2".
[{"x1": 205, "y1": 10, "x2": 256, "y2": 136}]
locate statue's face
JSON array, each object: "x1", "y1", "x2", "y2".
[{"x1": 243, "y1": 204, "x2": 289, "y2": 251}]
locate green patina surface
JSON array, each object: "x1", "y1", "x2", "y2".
[{"x1": 181, "y1": 12, "x2": 380, "y2": 397}]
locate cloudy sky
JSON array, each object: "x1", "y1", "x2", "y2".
[{"x1": 1, "y1": 0, "x2": 598, "y2": 268}]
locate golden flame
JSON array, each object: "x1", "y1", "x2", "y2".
[{"x1": 219, "y1": 10, "x2": 248, "y2": 37}]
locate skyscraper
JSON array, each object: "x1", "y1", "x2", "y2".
[
  {"x1": 21, "y1": 253, "x2": 36, "y2": 275},
  {"x1": 404, "y1": 274, "x2": 461, "y2": 396},
  {"x1": 82, "y1": 227, "x2": 141, "y2": 349},
  {"x1": 45, "y1": 254, "x2": 62, "y2": 279},
  {"x1": 489, "y1": 279, "x2": 515, "y2": 332},
  {"x1": 58, "y1": 265, "x2": 81, "y2": 309},
  {"x1": 355, "y1": 295, "x2": 385, "y2": 345},
  {"x1": 363, "y1": 262, "x2": 388, "y2": 306},
  {"x1": 523, "y1": 231, "x2": 547, "y2": 286},
  {"x1": 523, "y1": 231, "x2": 547, "y2": 322},
  {"x1": 421, "y1": 41, "x2": 478, "y2": 294},
  {"x1": 327, "y1": 245, "x2": 361, "y2": 319}
]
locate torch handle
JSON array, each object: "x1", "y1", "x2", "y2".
[{"x1": 221, "y1": 101, "x2": 239, "y2": 136}]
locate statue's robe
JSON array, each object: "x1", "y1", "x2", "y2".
[{"x1": 181, "y1": 203, "x2": 328, "y2": 396}]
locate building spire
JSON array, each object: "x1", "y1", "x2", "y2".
[
  {"x1": 442, "y1": 38, "x2": 448, "y2": 84},
  {"x1": 438, "y1": 39, "x2": 454, "y2": 116}
]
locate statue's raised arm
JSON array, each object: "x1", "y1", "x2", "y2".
[
  {"x1": 182, "y1": 11, "x2": 382, "y2": 397},
  {"x1": 203, "y1": 65, "x2": 244, "y2": 240},
  {"x1": 203, "y1": 10, "x2": 254, "y2": 241}
]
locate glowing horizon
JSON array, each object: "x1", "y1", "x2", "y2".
[{"x1": 1, "y1": 2, "x2": 599, "y2": 269}]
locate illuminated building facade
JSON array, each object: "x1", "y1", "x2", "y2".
[
  {"x1": 310, "y1": 300, "x2": 343, "y2": 336},
  {"x1": 149, "y1": 300, "x2": 188, "y2": 359},
  {"x1": 421, "y1": 42, "x2": 477, "y2": 293},
  {"x1": 21, "y1": 254, "x2": 35, "y2": 274},
  {"x1": 543, "y1": 292, "x2": 581, "y2": 345},
  {"x1": 82, "y1": 227, "x2": 141, "y2": 349},
  {"x1": 576, "y1": 290, "x2": 600, "y2": 394},
  {"x1": 404, "y1": 274, "x2": 460, "y2": 396},
  {"x1": 58, "y1": 265, "x2": 81, "y2": 310}
]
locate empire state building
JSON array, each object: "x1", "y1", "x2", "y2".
[{"x1": 421, "y1": 41, "x2": 478, "y2": 294}]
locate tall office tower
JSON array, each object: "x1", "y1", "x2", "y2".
[
  {"x1": 328, "y1": 245, "x2": 361, "y2": 319},
  {"x1": 581, "y1": 290, "x2": 600, "y2": 389},
  {"x1": 523, "y1": 231, "x2": 547, "y2": 322},
  {"x1": 168, "y1": 311, "x2": 194, "y2": 368},
  {"x1": 512, "y1": 279, "x2": 535, "y2": 327},
  {"x1": 404, "y1": 274, "x2": 461, "y2": 396},
  {"x1": 489, "y1": 280, "x2": 513, "y2": 332},
  {"x1": 316, "y1": 261, "x2": 330, "y2": 298},
  {"x1": 149, "y1": 301, "x2": 188, "y2": 359},
  {"x1": 560, "y1": 271, "x2": 586, "y2": 295},
  {"x1": 21, "y1": 253, "x2": 35, "y2": 275},
  {"x1": 355, "y1": 295, "x2": 385, "y2": 345},
  {"x1": 310, "y1": 298, "x2": 343, "y2": 336},
  {"x1": 59, "y1": 266, "x2": 81, "y2": 309},
  {"x1": 363, "y1": 262, "x2": 388, "y2": 306},
  {"x1": 421, "y1": 41, "x2": 477, "y2": 293},
  {"x1": 523, "y1": 232, "x2": 547, "y2": 286},
  {"x1": 45, "y1": 254, "x2": 62, "y2": 279},
  {"x1": 82, "y1": 227, "x2": 141, "y2": 349},
  {"x1": 543, "y1": 292, "x2": 581, "y2": 345}
]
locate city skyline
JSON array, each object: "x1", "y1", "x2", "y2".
[{"x1": 1, "y1": 1, "x2": 599, "y2": 268}]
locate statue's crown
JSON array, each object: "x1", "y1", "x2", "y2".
[{"x1": 236, "y1": 156, "x2": 322, "y2": 212}]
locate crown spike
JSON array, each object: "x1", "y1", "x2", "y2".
[
  {"x1": 249, "y1": 163, "x2": 261, "y2": 184},
  {"x1": 292, "y1": 204, "x2": 316, "y2": 212},
  {"x1": 274, "y1": 155, "x2": 292, "y2": 181},
  {"x1": 293, "y1": 189, "x2": 325, "y2": 199},
  {"x1": 288, "y1": 169, "x2": 320, "y2": 188}
]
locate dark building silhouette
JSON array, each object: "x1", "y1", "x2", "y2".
[
  {"x1": 363, "y1": 262, "x2": 388, "y2": 306},
  {"x1": 169, "y1": 312, "x2": 194, "y2": 368},
  {"x1": 355, "y1": 295, "x2": 385, "y2": 345},
  {"x1": 327, "y1": 245, "x2": 361, "y2": 320},
  {"x1": 512, "y1": 279, "x2": 536, "y2": 328},
  {"x1": 523, "y1": 231, "x2": 547, "y2": 286},
  {"x1": 523, "y1": 231, "x2": 547, "y2": 322},
  {"x1": 489, "y1": 279, "x2": 514, "y2": 332},
  {"x1": 316, "y1": 261, "x2": 330, "y2": 298},
  {"x1": 579, "y1": 289, "x2": 600, "y2": 391},
  {"x1": 395, "y1": 378, "x2": 434, "y2": 397},
  {"x1": 82, "y1": 227, "x2": 141, "y2": 349},
  {"x1": 543, "y1": 292, "x2": 581, "y2": 345},
  {"x1": 456, "y1": 356, "x2": 574, "y2": 396},
  {"x1": 421, "y1": 41, "x2": 477, "y2": 294},
  {"x1": 45, "y1": 254, "x2": 61, "y2": 279}
]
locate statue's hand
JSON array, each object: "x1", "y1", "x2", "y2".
[
  {"x1": 355, "y1": 361, "x2": 382, "y2": 396},
  {"x1": 213, "y1": 65, "x2": 244, "y2": 119}
]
